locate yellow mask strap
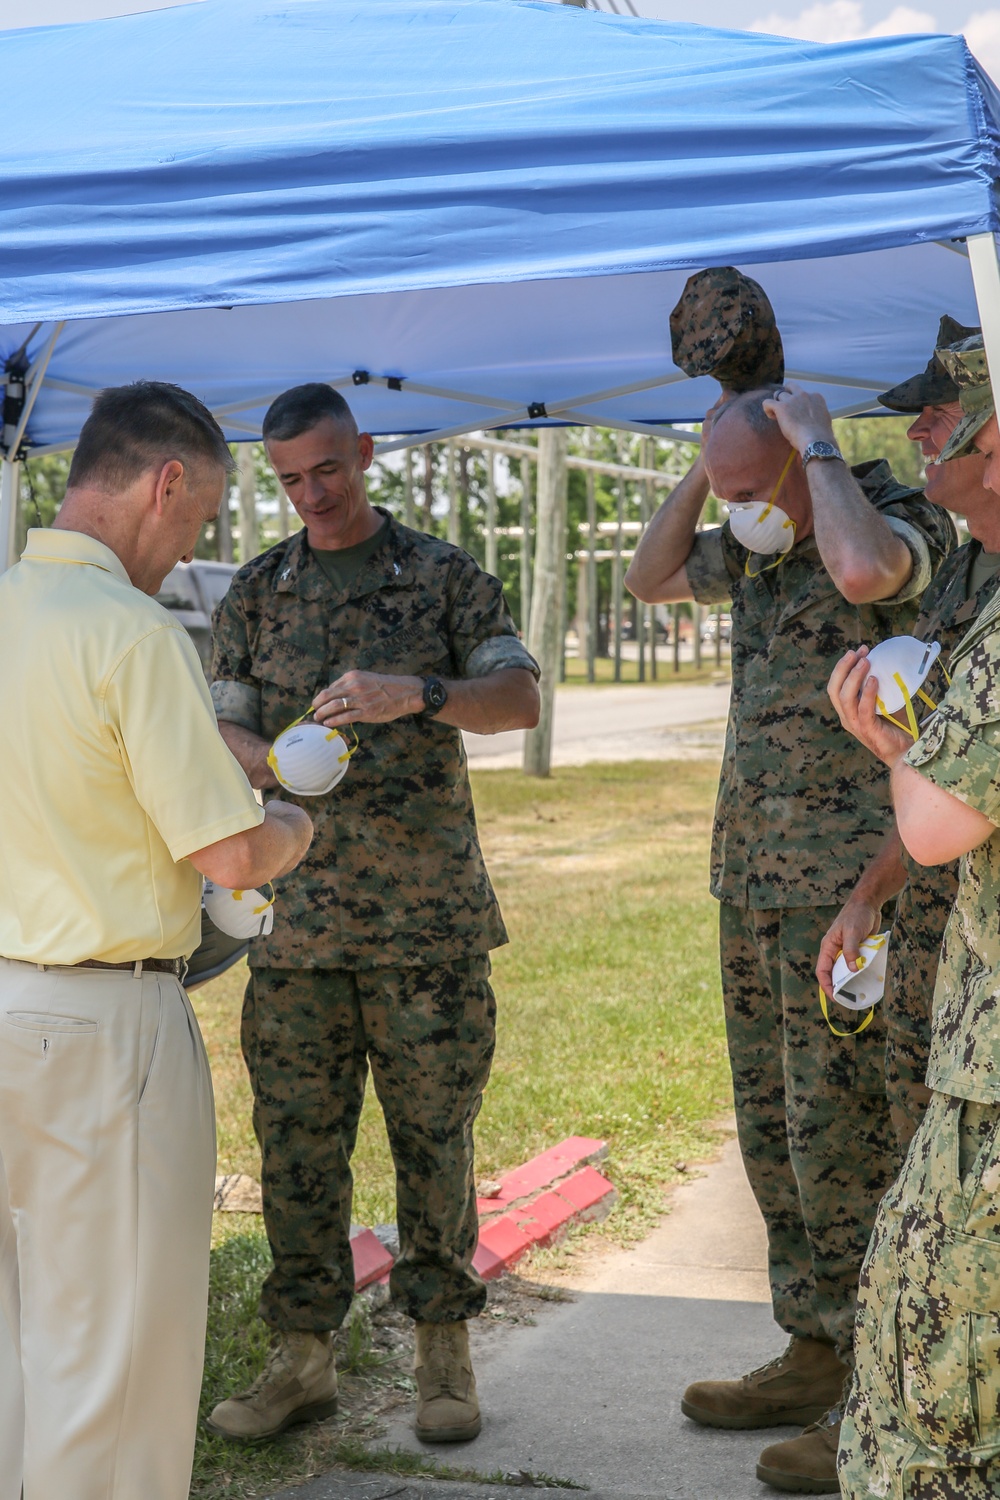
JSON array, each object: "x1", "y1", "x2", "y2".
[
  {"x1": 330, "y1": 723, "x2": 360, "y2": 763},
  {"x1": 231, "y1": 882, "x2": 276, "y2": 917},
  {"x1": 743, "y1": 448, "x2": 798, "y2": 578},
  {"x1": 875, "y1": 673, "x2": 939, "y2": 741},
  {"x1": 819, "y1": 987, "x2": 876, "y2": 1038}
]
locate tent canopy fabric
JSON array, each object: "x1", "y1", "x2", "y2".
[{"x1": 1, "y1": 0, "x2": 999, "y2": 450}]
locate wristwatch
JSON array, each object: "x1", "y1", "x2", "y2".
[
  {"x1": 421, "y1": 676, "x2": 448, "y2": 717},
  {"x1": 802, "y1": 440, "x2": 845, "y2": 466}
]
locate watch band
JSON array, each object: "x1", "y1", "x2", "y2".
[
  {"x1": 802, "y1": 440, "x2": 845, "y2": 467},
  {"x1": 421, "y1": 676, "x2": 448, "y2": 717}
]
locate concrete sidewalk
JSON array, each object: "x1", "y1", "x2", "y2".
[
  {"x1": 464, "y1": 682, "x2": 730, "y2": 769},
  {"x1": 274, "y1": 1134, "x2": 795, "y2": 1500}
]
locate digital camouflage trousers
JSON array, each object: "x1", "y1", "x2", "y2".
[
  {"x1": 840, "y1": 1092, "x2": 1000, "y2": 1499},
  {"x1": 242, "y1": 958, "x2": 496, "y2": 1333},
  {"x1": 720, "y1": 903, "x2": 898, "y2": 1364}
]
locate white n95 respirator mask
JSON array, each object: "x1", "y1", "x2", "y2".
[
  {"x1": 865, "y1": 635, "x2": 946, "y2": 740},
  {"x1": 820, "y1": 931, "x2": 890, "y2": 1037},
  {"x1": 726, "y1": 448, "x2": 798, "y2": 572},
  {"x1": 203, "y1": 881, "x2": 275, "y2": 939},
  {"x1": 267, "y1": 715, "x2": 359, "y2": 797}
]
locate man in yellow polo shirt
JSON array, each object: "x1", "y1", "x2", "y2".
[{"x1": 0, "y1": 381, "x2": 313, "y2": 1500}]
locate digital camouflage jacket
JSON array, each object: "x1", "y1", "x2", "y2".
[
  {"x1": 211, "y1": 511, "x2": 539, "y2": 970},
  {"x1": 686, "y1": 461, "x2": 956, "y2": 909},
  {"x1": 906, "y1": 587, "x2": 1000, "y2": 1104}
]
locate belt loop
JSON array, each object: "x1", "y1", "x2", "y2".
[
  {"x1": 36, "y1": 963, "x2": 46, "y2": 973},
  {"x1": 133, "y1": 960, "x2": 143, "y2": 979}
]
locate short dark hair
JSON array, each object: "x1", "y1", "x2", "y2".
[
  {"x1": 68, "y1": 381, "x2": 234, "y2": 493},
  {"x1": 262, "y1": 384, "x2": 358, "y2": 444},
  {"x1": 715, "y1": 387, "x2": 785, "y2": 440}
]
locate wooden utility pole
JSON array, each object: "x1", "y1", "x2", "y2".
[
  {"x1": 237, "y1": 444, "x2": 258, "y2": 563},
  {"x1": 447, "y1": 442, "x2": 460, "y2": 545},
  {"x1": 523, "y1": 428, "x2": 568, "y2": 777},
  {"x1": 217, "y1": 478, "x2": 234, "y2": 563},
  {"x1": 423, "y1": 444, "x2": 434, "y2": 523},
  {"x1": 519, "y1": 458, "x2": 534, "y2": 638},
  {"x1": 485, "y1": 453, "x2": 498, "y2": 576},
  {"x1": 612, "y1": 461, "x2": 624, "y2": 683},
  {"x1": 403, "y1": 447, "x2": 416, "y2": 529},
  {"x1": 586, "y1": 463, "x2": 598, "y2": 682}
]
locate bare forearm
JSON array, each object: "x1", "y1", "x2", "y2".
[
  {"x1": 625, "y1": 459, "x2": 707, "y2": 604},
  {"x1": 189, "y1": 801, "x2": 313, "y2": 888},
  {"x1": 892, "y1": 758, "x2": 996, "y2": 865},
  {"x1": 808, "y1": 464, "x2": 912, "y2": 604},
  {"x1": 435, "y1": 668, "x2": 540, "y2": 734},
  {"x1": 219, "y1": 720, "x2": 279, "y2": 790},
  {"x1": 852, "y1": 828, "x2": 908, "y2": 909}
]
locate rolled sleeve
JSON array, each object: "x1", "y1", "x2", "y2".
[
  {"x1": 107, "y1": 625, "x2": 264, "y2": 861},
  {"x1": 211, "y1": 679, "x2": 262, "y2": 733},
  {"x1": 686, "y1": 528, "x2": 739, "y2": 606},
  {"x1": 906, "y1": 710, "x2": 1000, "y2": 823},
  {"x1": 447, "y1": 557, "x2": 537, "y2": 679},
  {"x1": 465, "y1": 635, "x2": 540, "y2": 679},
  {"x1": 879, "y1": 517, "x2": 933, "y2": 605}
]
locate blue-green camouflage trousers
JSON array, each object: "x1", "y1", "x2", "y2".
[
  {"x1": 242, "y1": 958, "x2": 496, "y2": 1333},
  {"x1": 840, "y1": 1091, "x2": 1000, "y2": 1499},
  {"x1": 721, "y1": 903, "x2": 898, "y2": 1364}
]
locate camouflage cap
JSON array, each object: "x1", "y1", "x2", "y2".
[
  {"x1": 670, "y1": 267, "x2": 784, "y2": 393},
  {"x1": 936, "y1": 335, "x2": 995, "y2": 463},
  {"x1": 879, "y1": 314, "x2": 981, "y2": 413}
]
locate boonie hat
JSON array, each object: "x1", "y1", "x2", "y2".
[
  {"x1": 670, "y1": 267, "x2": 784, "y2": 392},
  {"x1": 879, "y1": 314, "x2": 980, "y2": 413},
  {"x1": 936, "y1": 335, "x2": 995, "y2": 463}
]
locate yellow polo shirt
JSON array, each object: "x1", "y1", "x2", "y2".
[{"x1": 0, "y1": 529, "x2": 263, "y2": 964}]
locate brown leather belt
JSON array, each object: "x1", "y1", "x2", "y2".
[{"x1": 75, "y1": 958, "x2": 186, "y2": 977}]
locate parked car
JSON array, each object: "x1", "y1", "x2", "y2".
[
  {"x1": 701, "y1": 613, "x2": 732, "y2": 643},
  {"x1": 156, "y1": 559, "x2": 237, "y2": 677}
]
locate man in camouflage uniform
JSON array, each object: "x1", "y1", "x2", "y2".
[
  {"x1": 206, "y1": 385, "x2": 540, "y2": 1445},
  {"x1": 818, "y1": 316, "x2": 1000, "y2": 1154},
  {"x1": 830, "y1": 334, "x2": 1000, "y2": 1500},
  {"x1": 626, "y1": 373, "x2": 954, "y2": 1493}
]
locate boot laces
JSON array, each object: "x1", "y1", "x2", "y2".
[
  {"x1": 241, "y1": 1333, "x2": 309, "y2": 1399},
  {"x1": 745, "y1": 1335, "x2": 799, "y2": 1384},
  {"x1": 423, "y1": 1324, "x2": 465, "y2": 1398}
]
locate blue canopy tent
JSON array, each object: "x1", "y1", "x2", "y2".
[{"x1": 2, "y1": 0, "x2": 1000, "y2": 563}]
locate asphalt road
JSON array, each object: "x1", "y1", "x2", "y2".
[{"x1": 463, "y1": 681, "x2": 732, "y2": 769}]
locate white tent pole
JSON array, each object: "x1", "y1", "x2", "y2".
[
  {"x1": 5, "y1": 322, "x2": 66, "y2": 459},
  {"x1": 968, "y1": 233, "x2": 1000, "y2": 398},
  {"x1": 1, "y1": 459, "x2": 21, "y2": 573}
]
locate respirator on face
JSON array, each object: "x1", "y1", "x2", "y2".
[
  {"x1": 267, "y1": 714, "x2": 359, "y2": 796},
  {"x1": 203, "y1": 880, "x2": 275, "y2": 939},
  {"x1": 726, "y1": 448, "x2": 798, "y2": 574},
  {"x1": 819, "y1": 931, "x2": 890, "y2": 1037},
  {"x1": 865, "y1": 635, "x2": 947, "y2": 741}
]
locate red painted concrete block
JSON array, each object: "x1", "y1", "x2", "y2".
[
  {"x1": 476, "y1": 1136, "x2": 608, "y2": 1220},
  {"x1": 553, "y1": 1165, "x2": 617, "y2": 1222},
  {"x1": 350, "y1": 1228, "x2": 395, "y2": 1291},
  {"x1": 511, "y1": 1189, "x2": 577, "y2": 1249},
  {"x1": 472, "y1": 1240, "x2": 507, "y2": 1282},
  {"x1": 477, "y1": 1214, "x2": 534, "y2": 1270}
]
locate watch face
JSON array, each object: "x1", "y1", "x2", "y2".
[
  {"x1": 808, "y1": 441, "x2": 840, "y2": 459},
  {"x1": 427, "y1": 680, "x2": 447, "y2": 710}
]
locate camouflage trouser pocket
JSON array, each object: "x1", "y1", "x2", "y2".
[{"x1": 880, "y1": 1208, "x2": 1000, "y2": 1454}]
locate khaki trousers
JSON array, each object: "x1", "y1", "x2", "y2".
[{"x1": 0, "y1": 958, "x2": 216, "y2": 1500}]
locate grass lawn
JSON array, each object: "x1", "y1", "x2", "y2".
[
  {"x1": 191, "y1": 758, "x2": 733, "y2": 1497},
  {"x1": 561, "y1": 653, "x2": 730, "y2": 687}
]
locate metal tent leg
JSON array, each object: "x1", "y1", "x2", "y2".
[
  {"x1": 968, "y1": 233, "x2": 1000, "y2": 393},
  {"x1": 0, "y1": 458, "x2": 20, "y2": 573}
]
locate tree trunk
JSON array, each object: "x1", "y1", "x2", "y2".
[
  {"x1": 485, "y1": 454, "x2": 498, "y2": 576},
  {"x1": 523, "y1": 429, "x2": 568, "y2": 777},
  {"x1": 237, "y1": 444, "x2": 258, "y2": 564}
]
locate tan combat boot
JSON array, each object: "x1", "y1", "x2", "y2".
[
  {"x1": 681, "y1": 1337, "x2": 847, "y2": 1430},
  {"x1": 413, "y1": 1320, "x2": 481, "y2": 1443},
  {"x1": 206, "y1": 1330, "x2": 338, "y2": 1441},
  {"x1": 756, "y1": 1407, "x2": 841, "y2": 1494}
]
